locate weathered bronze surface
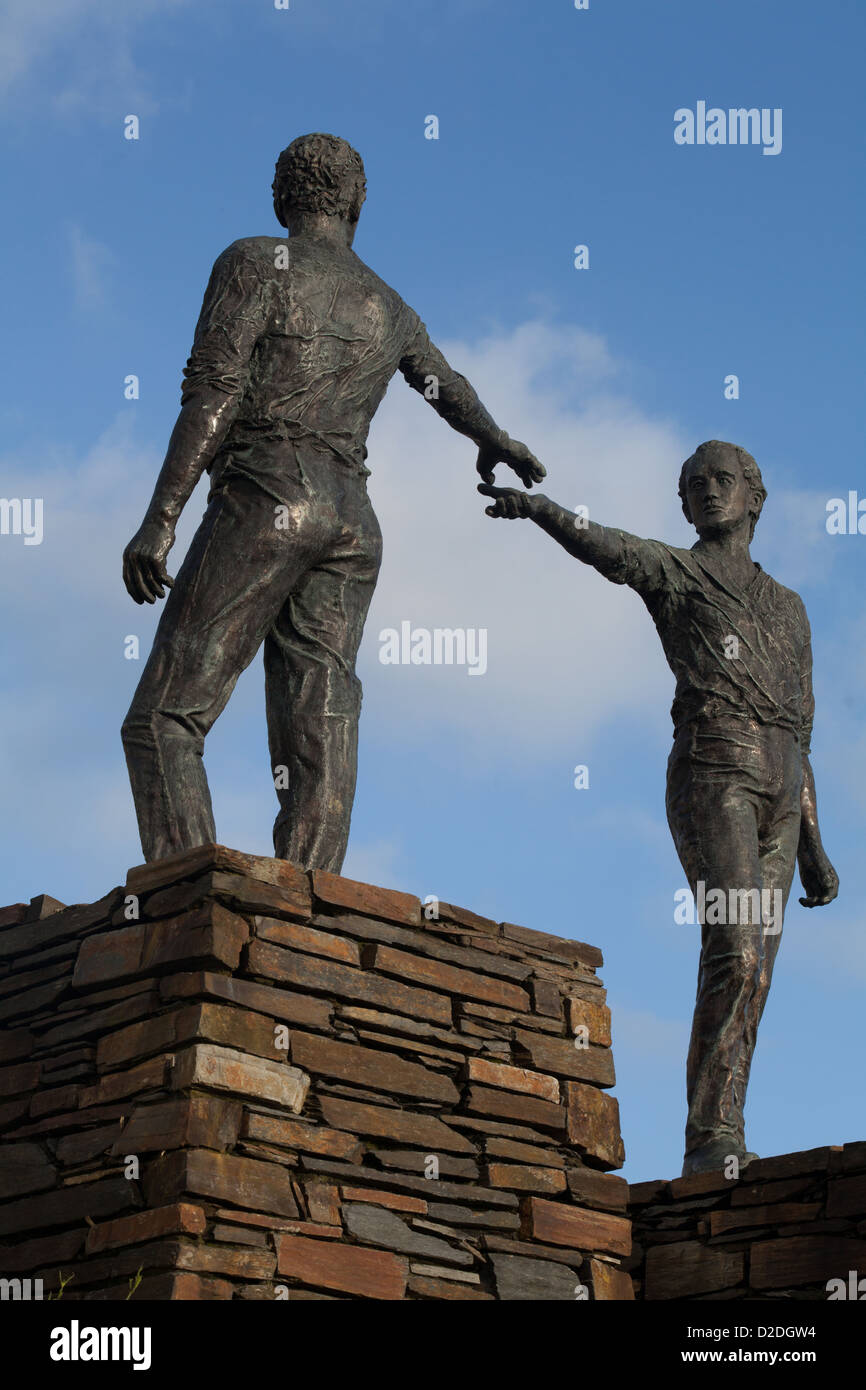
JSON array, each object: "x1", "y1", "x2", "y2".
[
  {"x1": 480, "y1": 440, "x2": 838, "y2": 1176},
  {"x1": 122, "y1": 133, "x2": 543, "y2": 870}
]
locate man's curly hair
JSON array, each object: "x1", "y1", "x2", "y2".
[
  {"x1": 678, "y1": 440, "x2": 767, "y2": 540},
  {"x1": 272, "y1": 133, "x2": 366, "y2": 228}
]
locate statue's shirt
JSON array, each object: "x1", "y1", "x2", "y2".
[
  {"x1": 589, "y1": 531, "x2": 814, "y2": 752},
  {"x1": 179, "y1": 235, "x2": 477, "y2": 499}
]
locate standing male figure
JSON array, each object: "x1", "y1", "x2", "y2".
[
  {"x1": 122, "y1": 133, "x2": 543, "y2": 871},
  {"x1": 479, "y1": 440, "x2": 838, "y2": 1175}
]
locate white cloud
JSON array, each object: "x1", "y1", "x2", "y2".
[
  {"x1": 0, "y1": 0, "x2": 190, "y2": 111},
  {"x1": 361, "y1": 320, "x2": 691, "y2": 751},
  {"x1": 754, "y1": 486, "x2": 836, "y2": 591},
  {"x1": 0, "y1": 415, "x2": 209, "y2": 889},
  {"x1": 357, "y1": 321, "x2": 850, "y2": 758},
  {"x1": 68, "y1": 224, "x2": 115, "y2": 310}
]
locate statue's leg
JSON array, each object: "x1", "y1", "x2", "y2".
[
  {"x1": 729, "y1": 734, "x2": 803, "y2": 1148},
  {"x1": 668, "y1": 726, "x2": 804, "y2": 1174},
  {"x1": 264, "y1": 487, "x2": 382, "y2": 872},
  {"x1": 682, "y1": 817, "x2": 764, "y2": 1162},
  {"x1": 667, "y1": 727, "x2": 766, "y2": 1168},
  {"x1": 122, "y1": 479, "x2": 319, "y2": 861}
]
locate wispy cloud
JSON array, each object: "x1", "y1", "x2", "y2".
[
  {"x1": 0, "y1": 0, "x2": 191, "y2": 113},
  {"x1": 67, "y1": 223, "x2": 115, "y2": 309},
  {"x1": 756, "y1": 486, "x2": 837, "y2": 591},
  {"x1": 362, "y1": 318, "x2": 837, "y2": 755}
]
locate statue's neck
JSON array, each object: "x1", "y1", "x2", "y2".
[
  {"x1": 286, "y1": 212, "x2": 355, "y2": 248},
  {"x1": 693, "y1": 527, "x2": 755, "y2": 584}
]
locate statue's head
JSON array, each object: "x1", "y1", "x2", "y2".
[
  {"x1": 272, "y1": 133, "x2": 367, "y2": 232},
  {"x1": 678, "y1": 440, "x2": 767, "y2": 541}
]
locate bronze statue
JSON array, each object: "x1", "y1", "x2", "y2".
[
  {"x1": 121, "y1": 133, "x2": 543, "y2": 871},
  {"x1": 479, "y1": 440, "x2": 838, "y2": 1177}
]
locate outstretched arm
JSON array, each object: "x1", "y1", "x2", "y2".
[
  {"x1": 123, "y1": 245, "x2": 265, "y2": 604},
  {"x1": 478, "y1": 483, "x2": 667, "y2": 590},
  {"x1": 399, "y1": 327, "x2": 545, "y2": 489}
]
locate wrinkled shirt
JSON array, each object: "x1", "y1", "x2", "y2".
[
  {"x1": 590, "y1": 531, "x2": 814, "y2": 752},
  {"x1": 180, "y1": 235, "x2": 490, "y2": 501}
]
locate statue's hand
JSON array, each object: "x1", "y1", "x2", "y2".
[
  {"x1": 798, "y1": 849, "x2": 839, "y2": 908},
  {"x1": 123, "y1": 519, "x2": 175, "y2": 605},
  {"x1": 477, "y1": 482, "x2": 536, "y2": 519},
  {"x1": 476, "y1": 436, "x2": 545, "y2": 489}
]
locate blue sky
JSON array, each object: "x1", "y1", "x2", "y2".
[{"x1": 1, "y1": 0, "x2": 864, "y2": 1182}]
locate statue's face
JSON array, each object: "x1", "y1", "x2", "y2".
[{"x1": 683, "y1": 451, "x2": 753, "y2": 535}]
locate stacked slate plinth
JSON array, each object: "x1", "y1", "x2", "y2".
[
  {"x1": 628, "y1": 1144, "x2": 866, "y2": 1300},
  {"x1": 0, "y1": 845, "x2": 632, "y2": 1301}
]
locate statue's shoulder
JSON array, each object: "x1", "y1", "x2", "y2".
[
  {"x1": 212, "y1": 236, "x2": 283, "y2": 270},
  {"x1": 650, "y1": 540, "x2": 697, "y2": 574},
  {"x1": 762, "y1": 571, "x2": 809, "y2": 620},
  {"x1": 347, "y1": 250, "x2": 408, "y2": 309},
  {"x1": 216, "y1": 233, "x2": 280, "y2": 261},
  {"x1": 664, "y1": 542, "x2": 696, "y2": 563}
]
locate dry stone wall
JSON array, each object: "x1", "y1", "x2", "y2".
[
  {"x1": 629, "y1": 1146, "x2": 866, "y2": 1300},
  {"x1": 0, "y1": 844, "x2": 632, "y2": 1301}
]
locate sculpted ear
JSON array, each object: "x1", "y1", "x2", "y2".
[
  {"x1": 749, "y1": 491, "x2": 764, "y2": 535},
  {"x1": 347, "y1": 182, "x2": 366, "y2": 226}
]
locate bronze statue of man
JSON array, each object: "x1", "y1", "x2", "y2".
[
  {"x1": 121, "y1": 133, "x2": 543, "y2": 871},
  {"x1": 479, "y1": 440, "x2": 838, "y2": 1176}
]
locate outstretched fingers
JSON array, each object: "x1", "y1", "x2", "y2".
[{"x1": 477, "y1": 482, "x2": 528, "y2": 519}]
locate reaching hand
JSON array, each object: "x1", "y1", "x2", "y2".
[
  {"x1": 477, "y1": 482, "x2": 537, "y2": 519},
  {"x1": 123, "y1": 519, "x2": 176, "y2": 605},
  {"x1": 476, "y1": 435, "x2": 545, "y2": 489},
  {"x1": 798, "y1": 849, "x2": 839, "y2": 908}
]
